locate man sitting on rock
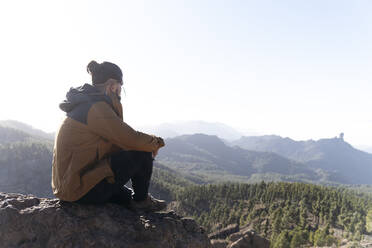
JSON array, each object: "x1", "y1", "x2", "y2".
[{"x1": 52, "y1": 60, "x2": 166, "y2": 212}]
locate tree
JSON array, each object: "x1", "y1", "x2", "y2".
[
  {"x1": 272, "y1": 230, "x2": 291, "y2": 248},
  {"x1": 366, "y1": 209, "x2": 372, "y2": 232},
  {"x1": 290, "y1": 230, "x2": 307, "y2": 248}
]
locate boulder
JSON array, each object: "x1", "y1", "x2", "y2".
[
  {"x1": 211, "y1": 239, "x2": 229, "y2": 248},
  {"x1": 228, "y1": 232, "x2": 243, "y2": 243},
  {"x1": 227, "y1": 232, "x2": 270, "y2": 248},
  {"x1": 228, "y1": 226, "x2": 254, "y2": 242},
  {"x1": 0, "y1": 192, "x2": 211, "y2": 248},
  {"x1": 208, "y1": 224, "x2": 239, "y2": 240}
]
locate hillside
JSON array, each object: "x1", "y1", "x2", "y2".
[
  {"x1": 172, "y1": 182, "x2": 372, "y2": 247},
  {"x1": 0, "y1": 120, "x2": 54, "y2": 140},
  {"x1": 0, "y1": 126, "x2": 54, "y2": 197},
  {"x1": 157, "y1": 134, "x2": 332, "y2": 184},
  {"x1": 232, "y1": 135, "x2": 372, "y2": 184},
  {"x1": 149, "y1": 162, "x2": 205, "y2": 202},
  {"x1": 0, "y1": 125, "x2": 53, "y2": 146}
]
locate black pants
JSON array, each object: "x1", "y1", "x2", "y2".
[{"x1": 76, "y1": 151, "x2": 153, "y2": 205}]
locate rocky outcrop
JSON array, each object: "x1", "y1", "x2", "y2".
[
  {"x1": 208, "y1": 224, "x2": 239, "y2": 240},
  {"x1": 210, "y1": 225, "x2": 270, "y2": 248},
  {"x1": 0, "y1": 192, "x2": 211, "y2": 248},
  {"x1": 210, "y1": 239, "x2": 229, "y2": 248},
  {"x1": 227, "y1": 229, "x2": 270, "y2": 248}
]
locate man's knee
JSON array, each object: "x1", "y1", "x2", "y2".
[
  {"x1": 131, "y1": 151, "x2": 153, "y2": 164},
  {"x1": 133, "y1": 151, "x2": 152, "y2": 158}
]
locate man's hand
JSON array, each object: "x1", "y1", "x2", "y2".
[
  {"x1": 157, "y1": 137, "x2": 165, "y2": 147},
  {"x1": 152, "y1": 137, "x2": 165, "y2": 159}
]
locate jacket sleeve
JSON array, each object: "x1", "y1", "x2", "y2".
[{"x1": 87, "y1": 101, "x2": 159, "y2": 152}]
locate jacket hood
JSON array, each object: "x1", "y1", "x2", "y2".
[{"x1": 59, "y1": 84, "x2": 112, "y2": 113}]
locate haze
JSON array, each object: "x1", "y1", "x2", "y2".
[{"x1": 0, "y1": 0, "x2": 371, "y2": 148}]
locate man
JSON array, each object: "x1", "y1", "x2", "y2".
[{"x1": 52, "y1": 60, "x2": 166, "y2": 211}]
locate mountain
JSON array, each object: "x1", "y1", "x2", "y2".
[
  {"x1": 0, "y1": 122, "x2": 55, "y2": 197},
  {"x1": 0, "y1": 120, "x2": 54, "y2": 140},
  {"x1": 0, "y1": 125, "x2": 53, "y2": 146},
  {"x1": 157, "y1": 134, "x2": 320, "y2": 183},
  {"x1": 231, "y1": 135, "x2": 310, "y2": 161},
  {"x1": 0, "y1": 125, "x2": 54, "y2": 197},
  {"x1": 0, "y1": 125, "x2": 33, "y2": 145},
  {"x1": 232, "y1": 135, "x2": 372, "y2": 184},
  {"x1": 140, "y1": 120, "x2": 252, "y2": 141}
]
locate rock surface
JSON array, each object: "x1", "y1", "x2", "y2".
[
  {"x1": 208, "y1": 224, "x2": 239, "y2": 240},
  {"x1": 227, "y1": 227, "x2": 269, "y2": 248},
  {"x1": 0, "y1": 192, "x2": 211, "y2": 248},
  {"x1": 209, "y1": 224, "x2": 270, "y2": 248},
  {"x1": 210, "y1": 239, "x2": 229, "y2": 248},
  {"x1": 227, "y1": 232, "x2": 270, "y2": 248}
]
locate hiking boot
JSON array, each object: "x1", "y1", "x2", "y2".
[{"x1": 130, "y1": 194, "x2": 167, "y2": 212}]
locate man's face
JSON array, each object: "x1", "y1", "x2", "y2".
[
  {"x1": 113, "y1": 81, "x2": 122, "y2": 97},
  {"x1": 105, "y1": 78, "x2": 122, "y2": 97}
]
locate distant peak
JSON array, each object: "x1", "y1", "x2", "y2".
[{"x1": 0, "y1": 119, "x2": 54, "y2": 140}]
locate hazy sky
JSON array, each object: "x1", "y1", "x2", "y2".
[{"x1": 0, "y1": 0, "x2": 371, "y2": 147}]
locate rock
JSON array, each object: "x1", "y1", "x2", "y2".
[
  {"x1": 228, "y1": 232, "x2": 243, "y2": 243},
  {"x1": 227, "y1": 225, "x2": 256, "y2": 243},
  {"x1": 208, "y1": 224, "x2": 239, "y2": 240},
  {"x1": 208, "y1": 223, "x2": 270, "y2": 248},
  {"x1": 227, "y1": 232, "x2": 270, "y2": 248},
  {"x1": 228, "y1": 236, "x2": 249, "y2": 248},
  {"x1": 0, "y1": 192, "x2": 211, "y2": 248},
  {"x1": 210, "y1": 223, "x2": 224, "y2": 233},
  {"x1": 211, "y1": 239, "x2": 229, "y2": 248}
]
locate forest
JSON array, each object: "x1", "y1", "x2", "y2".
[{"x1": 173, "y1": 182, "x2": 372, "y2": 247}]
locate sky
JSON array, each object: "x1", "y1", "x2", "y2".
[{"x1": 0, "y1": 0, "x2": 371, "y2": 148}]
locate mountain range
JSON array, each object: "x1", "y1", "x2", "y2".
[
  {"x1": 1, "y1": 119, "x2": 372, "y2": 194},
  {"x1": 139, "y1": 120, "x2": 259, "y2": 141},
  {"x1": 231, "y1": 134, "x2": 372, "y2": 184},
  {"x1": 157, "y1": 133, "x2": 372, "y2": 185},
  {"x1": 157, "y1": 134, "x2": 319, "y2": 183}
]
